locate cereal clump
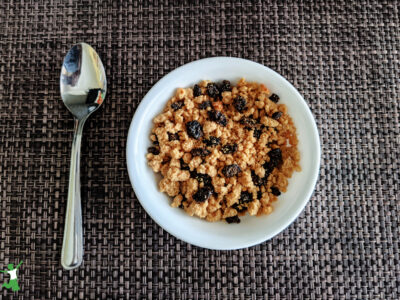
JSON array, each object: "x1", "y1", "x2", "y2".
[{"x1": 146, "y1": 79, "x2": 301, "y2": 223}]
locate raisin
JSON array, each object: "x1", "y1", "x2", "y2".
[
  {"x1": 191, "y1": 148, "x2": 211, "y2": 157},
  {"x1": 268, "y1": 148, "x2": 282, "y2": 163},
  {"x1": 257, "y1": 190, "x2": 262, "y2": 200},
  {"x1": 168, "y1": 132, "x2": 180, "y2": 141},
  {"x1": 206, "y1": 83, "x2": 220, "y2": 99},
  {"x1": 239, "y1": 191, "x2": 253, "y2": 204},
  {"x1": 264, "y1": 149, "x2": 283, "y2": 172},
  {"x1": 262, "y1": 160, "x2": 275, "y2": 174},
  {"x1": 148, "y1": 147, "x2": 160, "y2": 155},
  {"x1": 240, "y1": 116, "x2": 257, "y2": 127},
  {"x1": 233, "y1": 96, "x2": 247, "y2": 112},
  {"x1": 186, "y1": 121, "x2": 203, "y2": 139},
  {"x1": 232, "y1": 191, "x2": 253, "y2": 211},
  {"x1": 251, "y1": 170, "x2": 266, "y2": 186},
  {"x1": 204, "y1": 136, "x2": 220, "y2": 147},
  {"x1": 253, "y1": 128, "x2": 262, "y2": 139},
  {"x1": 193, "y1": 187, "x2": 213, "y2": 203},
  {"x1": 221, "y1": 143, "x2": 238, "y2": 154},
  {"x1": 162, "y1": 156, "x2": 171, "y2": 165},
  {"x1": 199, "y1": 100, "x2": 211, "y2": 109},
  {"x1": 191, "y1": 172, "x2": 213, "y2": 187},
  {"x1": 208, "y1": 110, "x2": 227, "y2": 126},
  {"x1": 180, "y1": 158, "x2": 190, "y2": 171},
  {"x1": 219, "y1": 80, "x2": 231, "y2": 92},
  {"x1": 193, "y1": 84, "x2": 202, "y2": 97},
  {"x1": 226, "y1": 216, "x2": 241, "y2": 224},
  {"x1": 271, "y1": 187, "x2": 281, "y2": 196},
  {"x1": 232, "y1": 203, "x2": 247, "y2": 213},
  {"x1": 271, "y1": 111, "x2": 282, "y2": 120},
  {"x1": 269, "y1": 93, "x2": 279, "y2": 103},
  {"x1": 222, "y1": 164, "x2": 242, "y2": 177},
  {"x1": 171, "y1": 100, "x2": 184, "y2": 110}
]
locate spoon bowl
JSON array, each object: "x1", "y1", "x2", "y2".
[
  {"x1": 60, "y1": 43, "x2": 106, "y2": 270},
  {"x1": 60, "y1": 43, "x2": 106, "y2": 119}
]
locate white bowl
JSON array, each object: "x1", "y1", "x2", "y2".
[{"x1": 126, "y1": 57, "x2": 320, "y2": 250}]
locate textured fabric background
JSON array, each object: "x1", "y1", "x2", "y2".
[{"x1": 0, "y1": 0, "x2": 399, "y2": 299}]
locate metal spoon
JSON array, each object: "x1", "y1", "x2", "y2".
[{"x1": 60, "y1": 43, "x2": 106, "y2": 270}]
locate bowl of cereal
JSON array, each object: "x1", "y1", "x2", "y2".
[{"x1": 126, "y1": 57, "x2": 320, "y2": 250}]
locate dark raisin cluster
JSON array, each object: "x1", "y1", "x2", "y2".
[
  {"x1": 268, "y1": 148, "x2": 282, "y2": 165},
  {"x1": 203, "y1": 136, "x2": 220, "y2": 147},
  {"x1": 251, "y1": 170, "x2": 266, "y2": 187},
  {"x1": 193, "y1": 84, "x2": 202, "y2": 97},
  {"x1": 271, "y1": 111, "x2": 282, "y2": 120},
  {"x1": 147, "y1": 146, "x2": 160, "y2": 155},
  {"x1": 239, "y1": 191, "x2": 253, "y2": 204},
  {"x1": 221, "y1": 143, "x2": 238, "y2": 154},
  {"x1": 225, "y1": 216, "x2": 240, "y2": 224},
  {"x1": 168, "y1": 132, "x2": 179, "y2": 141},
  {"x1": 222, "y1": 164, "x2": 242, "y2": 177},
  {"x1": 240, "y1": 116, "x2": 258, "y2": 127},
  {"x1": 263, "y1": 148, "x2": 282, "y2": 174},
  {"x1": 199, "y1": 100, "x2": 211, "y2": 109},
  {"x1": 206, "y1": 83, "x2": 220, "y2": 99},
  {"x1": 253, "y1": 128, "x2": 262, "y2": 139},
  {"x1": 205, "y1": 80, "x2": 232, "y2": 99},
  {"x1": 191, "y1": 148, "x2": 211, "y2": 157},
  {"x1": 219, "y1": 80, "x2": 231, "y2": 92},
  {"x1": 269, "y1": 93, "x2": 279, "y2": 103},
  {"x1": 171, "y1": 100, "x2": 184, "y2": 110},
  {"x1": 233, "y1": 191, "x2": 254, "y2": 212},
  {"x1": 191, "y1": 171, "x2": 213, "y2": 187},
  {"x1": 186, "y1": 121, "x2": 203, "y2": 139},
  {"x1": 208, "y1": 110, "x2": 227, "y2": 126},
  {"x1": 193, "y1": 187, "x2": 213, "y2": 203},
  {"x1": 271, "y1": 186, "x2": 281, "y2": 196},
  {"x1": 233, "y1": 96, "x2": 247, "y2": 112}
]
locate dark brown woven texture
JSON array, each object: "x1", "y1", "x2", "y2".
[{"x1": 0, "y1": 0, "x2": 399, "y2": 299}]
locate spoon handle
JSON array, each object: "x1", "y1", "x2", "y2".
[{"x1": 61, "y1": 118, "x2": 85, "y2": 270}]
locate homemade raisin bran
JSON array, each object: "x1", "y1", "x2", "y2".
[{"x1": 147, "y1": 79, "x2": 300, "y2": 223}]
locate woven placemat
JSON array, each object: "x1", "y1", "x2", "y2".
[{"x1": 0, "y1": 0, "x2": 399, "y2": 299}]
